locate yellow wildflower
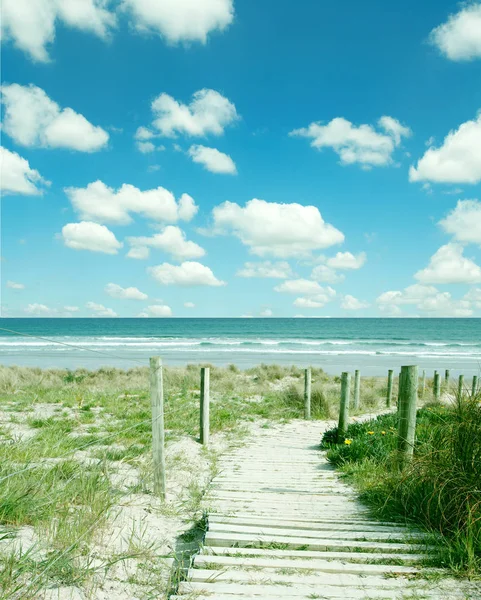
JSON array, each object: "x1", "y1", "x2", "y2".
[
  {"x1": 344, "y1": 439, "x2": 352, "y2": 445},
  {"x1": 381, "y1": 431, "x2": 386, "y2": 435},
  {"x1": 367, "y1": 431, "x2": 374, "y2": 435}
]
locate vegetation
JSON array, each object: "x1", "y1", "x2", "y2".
[{"x1": 321, "y1": 394, "x2": 481, "y2": 577}]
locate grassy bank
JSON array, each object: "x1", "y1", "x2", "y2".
[
  {"x1": 0, "y1": 363, "x2": 388, "y2": 599},
  {"x1": 321, "y1": 394, "x2": 481, "y2": 577}
]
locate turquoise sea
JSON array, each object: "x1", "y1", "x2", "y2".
[{"x1": 0, "y1": 318, "x2": 480, "y2": 376}]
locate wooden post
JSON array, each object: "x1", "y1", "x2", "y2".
[
  {"x1": 386, "y1": 369, "x2": 393, "y2": 408},
  {"x1": 200, "y1": 367, "x2": 210, "y2": 445},
  {"x1": 304, "y1": 368, "x2": 311, "y2": 420},
  {"x1": 458, "y1": 374, "x2": 464, "y2": 398},
  {"x1": 421, "y1": 370, "x2": 426, "y2": 398},
  {"x1": 150, "y1": 356, "x2": 166, "y2": 500},
  {"x1": 433, "y1": 371, "x2": 441, "y2": 402},
  {"x1": 397, "y1": 365, "x2": 418, "y2": 468},
  {"x1": 444, "y1": 369, "x2": 450, "y2": 390},
  {"x1": 337, "y1": 372, "x2": 350, "y2": 442},
  {"x1": 353, "y1": 369, "x2": 360, "y2": 410},
  {"x1": 397, "y1": 370, "x2": 404, "y2": 410},
  {"x1": 473, "y1": 375, "x2": 479, "y2": 397}
]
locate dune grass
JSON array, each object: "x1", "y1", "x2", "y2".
[{"x1": 321, "y1": 393, "x2": 481, "y2": 577}]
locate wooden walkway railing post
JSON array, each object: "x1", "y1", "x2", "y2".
[
  {"x1": 433, "y1": 371, "x2": 441, "y2": 402},
  {"x1": 337, "y1": 372, "x2": 350, "y2": 442},
  {"x1": 397, "y1": 365, "x2": 418, "y2": 469},
  {"x1": 458, "y1": 374, "x2": 464, "y2": 398},
  {"x1": 304, "y1": 368, "x2": 312, "y2": 420},
  {"x1": 353, "y1": 369, "x2": 360, "y2": 410},
  {"x1": 386, "y1": 369, "x2": 393, "y2": 408},
  {"x1": 420, "y1": 369, "x2": 426, "y2": 398},
  {"x1": 200, "y1": 367, "x2": 210, "y2": 445},
  {"x1": 473, "y1": 375, "x2": 479, "y2": 397},
  {"x1": 150, "y1": 356, "x2": 166, "y2": 500},
  {"x1": 444, "y1": 369, "x2": 450, "y2": 390}
]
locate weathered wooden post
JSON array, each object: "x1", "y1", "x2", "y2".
[
  {"x1": 200, "y1": 367, "x2": 210, "y2": 445},
  {"x1": 473, "y1": 375, "x2": 479, "y2": 397},
  {"x1": 433, "y1": 371, "x2": 441, "y2": 402},
  {"x1": 397, "y1": 365, "x2": 418, "y2": 468},
  {"x1": 386, "y1": 369, "x2": 393, "y2": 408},
  {"x1": 397, "y1": 370, "x2": 404, "y2": 410},
  {"x1": 150, "y1": 356, "x2": 166, "y2": 500},
  {"x1": 444, "y1": 369, "x2": 450, "y2": 390},
  {"x1": 304, "y1": 368, "x2": 311, "y2": 420},
  {"x1": 458, "y1": 374, "x2": 464, "y2": 398},
  {"x1": 421, "y1": 370, "x2": 426, "y2": 398},
  {"x1": 353, "y1": 369, "x2": 361, "y2": 410},
  {"x1": 337, "y1": 372, "x2": 350, "y2": 442}
]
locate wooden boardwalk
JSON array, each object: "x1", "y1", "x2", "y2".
[{"x1": 173, "y1": 421, "x2": 472, "y2": 599}]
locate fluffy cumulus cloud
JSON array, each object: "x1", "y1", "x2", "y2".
[
  {"x1": 377, "y1": 283, "x2": 474, "y2": 317},
  {"x1": 0, "y1": 147, "x2": 49, "y2": 195},
  {"x1": 439, "y1": 199, "x2": 481, "y2": 246},
  {"x1": 86, "y1": 301, "x2": 117, "y2": 317},
  {"x1": 465, "y1": 288, "x2": 481, "y2": 308},
  {"x1": 184, "y1": 302, "x2": 195, "y2": 308},
  {"x1": 341, "y1": 295, "x2": 370, "y2": 310},
  {"x1": 148, "y1": 89, "x2": 239, "y2": 138},
  {"x1": 66, "y1": 181, "x2": 198, "y2": 225},
  {"x1": 7, "y1": 281, "x2": 25, "y2": 290},
  {"x1": 61, "y1": 221, "x2": 123, "y2": 254},
  {"x1": 290, "y1": 116, "x2": 411, "y2": 167},
  {"x1": 310, "y1": 265, "x2": 344, "y2": 284},
  {"x1": 127, "y1": 226, "x2": 205, "y2": 261},
  {"x1": 1, "y1": 0, "x2": 116, "y2": 62},
  {"x1": 409, "y1": 114, "x2": 481, "y2": 184},
  {"x1": 326, "y1": 251, "x2": 366, "y2": 270},
  {"x1": 275, "y1": 279, "x2": 336, "y2": 309},
  {"x1": 121, "y1": 0, "x2": 234, "y2": 44},
  {"x1": 148, "y1": 261, "x2": 225, "y2": 286},
  {"x1": 24, "y1": 303, "x2": 53, "y2": 315},
  {"x1": 429, "y1": 3, "x2": 481, "y2": 61},
  {"x1": 104, "y1": 283, "x2": 148, "y2": 300},
  {"x1": 415, "y1": 243, "x2": 481, "y2": 284},
  {"x1": 213, "y1": 199, "x2": 344, "y2": 258},
  {"x1": 237, "y1": 261, "x2": 293, "y2": 279},
  {"x1": 188, "y1": 145, "x2": 237, "y2": 174},
  {"x1": 138, "y1": 304, "x2": 173, "y2": 318},
  {"x1": 1, "y1": 84, "x2": 109, "y2": 152}
]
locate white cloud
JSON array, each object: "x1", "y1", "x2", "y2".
[
  {"x1": 310, "y1": 265, "x2": 345, "y2": 284},
  {"x1": 127, "y1": 226, "x2": 205, "y2": 261},
  {"x1": 293, "y1": 289, "x2": 336, "y2": 309},
  {"x1": 126, "y1": 246, "x2": 150, "y2": 260},
  {"x1": 415, "y1": 243, "x2": 481, "y2": 284},
  {"x1": 439, "y1": 199, "x2": 481, "y2": 246},
  {"x1": 148, "y1": 261, "x2": 225, "y2": 286},
  {"x1": 136, "y1": 141, "x2": 156, "y2": 153},
  {"x1": 274, "y1": 279, "x2": 332, "y2": 295},
  {"x1": 429, "y1": 3, "x2": 481, "y2": 61},
  {"x1": 65, "y1": 180, "x2": 198, "y2": 225},
  {"x1": 1, "y1": 84, "x2": 109, "y2": 152},
  {"x1": 61, "y1": 221, "x2": 123, "y2": 255},
  {"x1": 326, "y1": 251, "x2": 366, "y2": 270},
  {"x1": 188, "y1": 145, "x2": 237, "y2": 174},
  {"x1": 135, "y1": 126, "x2": 156, "y2": 141},
  {"x1": 409, "y1": 113, "x2": 481, "y2": 184},
  {"x1": 0, "y1": 147, "x2": 50, "y2": 195},
  {"x1": 260, "y1": 308, "x2": 273, "y2": 317},
  {"x1": 86, "y1": 301, "x2": 117, "y2": 317},
  {"x1": 138, "y1": 304, "x2": 172, "y2": 318},
  {"x1": 290, "y1": 116, "x2": 411, "y2": 167},
  {"x1": 184, "y1": 301, "x2": 195, "y2": 308},
  {"x1": 149, "y1": 89, "x2": 239, "y2": 138},
  {"x1": 212, "y1": 199, "x2": 344, "y2": 258},
  {"x1": 121, "y1": 0, "x2": 234, "y2": 44},
  {"x1": 417, "y1": 293, "x2": 473, "y2": 317},
  {"x1": 105, "y1": 283, "x2": 148, "y2": 300},
  {"x1": 1, "y1": 0, "x2": 116, "y2": 62},
  {"x1": 64, "y1": 306, "x2": 79, "y2": 312},
  {"x1": 237, "y1": 261, "x2": 293, "y2": 279},
  {"x1": 24, "y1": 303, "x2": 53, "y2": 315},
  {"x1": 465, "y1": 288, "x2": 481, "y2": 308},
  {"x1": 7, "y1": 281, "x2": 25, "y2": 290},
  {"x1": 341, "y1": 295, "x2": 370, "y2": 310}
]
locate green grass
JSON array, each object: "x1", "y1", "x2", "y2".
[{"x1": 321, "y1": 395, "x2": 481, "y2": 577}]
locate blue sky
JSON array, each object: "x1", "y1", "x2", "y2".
[{"x1": 1, "y1": 0, "x2": 481, "y2": 318}]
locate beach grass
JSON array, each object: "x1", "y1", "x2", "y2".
[{"x1": 0, "y1": 363, "x2": 389, "y2": 598}]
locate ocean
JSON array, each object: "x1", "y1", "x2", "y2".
[{"x1": 0, "y1": 318, "x2": 480, "y2": 376}]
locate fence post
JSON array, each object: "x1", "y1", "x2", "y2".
[
  {"x1": 397, "y1": 370, "x2": 404, "y2": 410},
  {"x1": 433, "y1": 371, "x2": 441, "y2": 402},
  {"x1": 397, "y1": 365, "x2": 418, "y2": 468},
  {"x1": 304, "y1": 368, "x2": 311, "y2": 420},
  {"x1": 444, "y1": 369, "x2": 450, "y2": 390},
  {"x1": 150, "y1": 356, "x2": 166, "y2": 500},
  {"x1": 386, "y1": 369, "x2": 393, "y2": 408},
  {"x1": 200, "y1": 367, "x2": 210, "y2": 445},
  {"x1": 337, "y1": 372, "x2": 350, "y2": 442},
  {"x1": 458, "y1": 374, "x2": 464, "y2": 398},
  {"x1": 353, "y1": 369, "x2": 361, "y2": 410},
  {"x1": 421, "y1": 370, "x2": 426, "y2": 398},
  {"x1": 473, "y1": 375, "x2": 479, "y2": 397}
]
